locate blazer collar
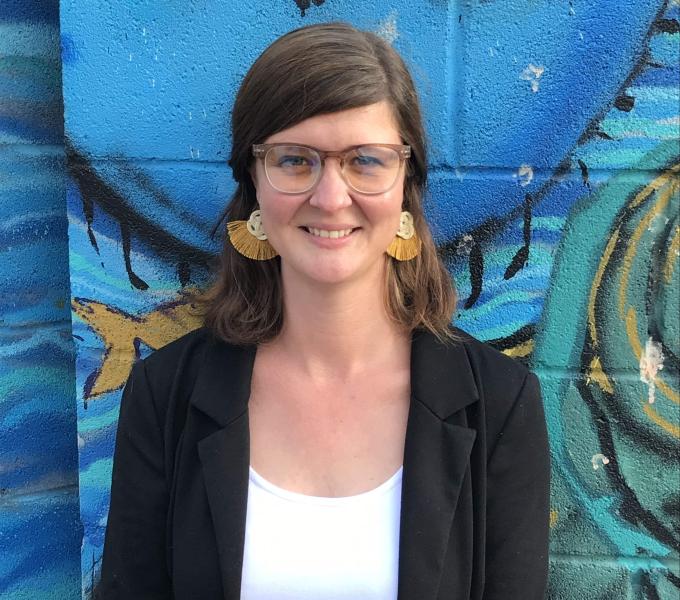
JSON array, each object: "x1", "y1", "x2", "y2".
[
  {"x1": 398, "y1": 329, "x2": 479, "y2": 599},
  {"x1": 190, "y1": 328, "x2": 479, "y2": 425},
  {"x1": 190, "y1": 334, "x2": 256, "y2": 426},
  {"x1": 190, "y1": 328, "x2": 479, "y2": 600},
  {"x1": 190, "y1": 335, "x2": 255, "y2": 598},
  {"x1": 410, "y1": 328, "x2": 479, "y2": 417}
]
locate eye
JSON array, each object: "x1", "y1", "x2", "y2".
[
  {"x1": 352, "y1": 154, "x2": 383, "y2": 167},
  {"x1": 349, "y1": 146, "x2": 397, "y2": 171},
  {"x1": 278, "y1": 154, "x2": 312, "y2": 168},
  {"x1": 268, "y1": 146, "x2": 319, "y2": 171}
]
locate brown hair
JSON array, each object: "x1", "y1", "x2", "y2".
[{"x1": 200, "y1": 22, "x2": 457, "y2": 344}]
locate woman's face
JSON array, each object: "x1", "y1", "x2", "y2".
[{"x1": 251, "y1": 101, "x2": 406, "y2": 287}]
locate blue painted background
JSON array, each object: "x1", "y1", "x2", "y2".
[
  {"x1": 0, "y1": 0, "x2": 81, "y2": 598},
  {"x1": 0, "y1": 0, "x2": 677, "y2": 597}
]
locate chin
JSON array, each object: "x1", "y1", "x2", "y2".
[
  {"x1": 303, "y1": 266, "x2": 359, "y2": 286},
  {"x1": 288, "y1": 255, "x2": 385, "y2": 287}
]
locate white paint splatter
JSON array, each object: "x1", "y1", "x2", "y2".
[
  {"x1": 129, "y1": 53, "x2": 133, "y2": 62},
  {"x1": 150, "y1": 78, "x2": 155, "y2": 88},
  {"x1": 521, "y1": 64, "x2": 545, "y2": 93},
  {"x1": 77, "y1": 435, "x2": 85, "y2": 450},
  {"x1": 579, "y1": 31, "x2": 584, "y2": 41},
  {"x1": 376, "y1": 11, "x2": 398, "y2": 44},
  {"x1": 456, "y1": 234, "x2": 475, "y2": 256},
  {"x1": 640, "y1": 337, "x2": 664, "y2": 404},
  {"x1": 647, "y1": 212, "x2": 663, "y2": 232},
  {"x1": 591, "y1": 454, "x2": 610, "y2": 470},
  {"x1": 515, "y1": 164, "x2": 534, "y2": 187},
  {"x1": 188, "y1": 111, "x2": 193, "y2": 121}
]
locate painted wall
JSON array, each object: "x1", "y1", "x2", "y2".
[
  {"x1": 0, "y1": 0, "x2": 82, "y2": 598},
  {"x1": 0, "y1": 0, "x2": 672, "y2": 597}
]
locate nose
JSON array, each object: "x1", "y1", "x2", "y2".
[{"x1": 308, "y1": 158, "x2": 352, "y2": 211}]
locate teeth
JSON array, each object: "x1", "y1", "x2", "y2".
[{"x1": 307, "y1": 227, "x2": 353, "y2": 238}]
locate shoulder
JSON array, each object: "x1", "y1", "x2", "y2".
[
  {"x1": 411, "y1": 326, "x2": 536, "y2": 423},
  {"x1": 450, "y1": 326, "x2": 532, "y2": 394},
  {"x1": 448, "y1": 327, "x2": 542, "y2": 447},
  {"x1": 134, "y1": 327, "x2": 216, "y2": 407},
  {"x1": 143, "y1": 326, "x2": 211, "y2": 372}
]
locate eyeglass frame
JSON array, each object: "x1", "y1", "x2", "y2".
[{"x1": 251, "y1": 142, "x2": 412, "y2": 195}]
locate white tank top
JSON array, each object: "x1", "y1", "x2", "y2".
[{"x1": 240, "y1": 466, "x2": 403, "y2": 600}]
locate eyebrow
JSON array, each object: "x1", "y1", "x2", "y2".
[
  {"x1": 268, "y1": 142, "x2": 350, "y2": 150},
  {"x1": 263, "y1": 142, "x2": 399, "y2": 152}
]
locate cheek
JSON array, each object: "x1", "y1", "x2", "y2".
[
  {"x1": 258, "y1": 195, "x2": 299, "y2": 236},
  {"x1": 371, "y1": 192, "x2": 404, "y2": 232}
]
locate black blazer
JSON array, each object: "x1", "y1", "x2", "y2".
[{"x1": 98, "y1": 327, "x2": 550, "y2": 599}]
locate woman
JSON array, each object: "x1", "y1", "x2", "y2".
[{"x1": 98, "y1": 22, "x2": 550, "y2": 600}]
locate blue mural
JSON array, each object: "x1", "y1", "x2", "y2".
[
  {"x1": 60, "y1": 1, "x2": 678, "y2": 597},
  {"x1": 0, "y1": 0, "x2": 81, "y2": 598},
  {"x1": 1, "y1": 0, "x2": 676, "y2": 596}
]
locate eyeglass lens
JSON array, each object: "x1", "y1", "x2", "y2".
[{"x1": 263, "y1": 145, "x2": 402, "y2": 194}]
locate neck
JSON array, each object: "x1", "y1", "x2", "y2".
[{"x1": 270, "y1": 262, "x2": 409, "y2": 380}]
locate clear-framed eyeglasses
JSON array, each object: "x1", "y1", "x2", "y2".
[{"x1": 252, "y1": 143, "x2": 411, "y2": 195}]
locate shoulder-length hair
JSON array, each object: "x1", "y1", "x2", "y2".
[{"x1": 199, "y1": 22, "x2": 456, "y2": 345}]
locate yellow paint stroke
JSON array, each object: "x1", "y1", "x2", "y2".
[
  {"x1": 663, "y1": 225, "x2": 679, "y2": 284},
  {"x1": 550, "y1": 509, "x2": 558, "y2": 528},
  {"x1": 628, "y1": 163, "x2": 680, "y2": 212},
  {"x1": 586, "y1": 356, "x2": 614, "y2": 394},
  {"x1": 587, "y1": 167, "x2": 679, "y2": 430},
  {"x1": 642, "y1": 402, "x2": 680, "y2": 438},
  {"x1": 618, "y1": 175, "x2": 678, "y2": 319},
  {"x1": 625, "y1": 308, "x2": 679, "y2": 405},
  {"x1": 588, "y1": 228, "x2": 620, "y2": 348},
  {"x1": 72, "y1": 293, "x2": 203, "y2": 399},
  {"x1": 590, "y1": 164, "x2": 678, "y2": 349},
  {"x1": 624, "y1": 308, "x2": 643, "y2": 357},
  {"x1": 615, "y1": 168, "x2": 680, "y2": 417},
  {"x1": 501, "y1": 339, "x2": 534, "y2": 358}
]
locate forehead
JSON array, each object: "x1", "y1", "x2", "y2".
[{"x1": 264, "y1": 101, "x2": 401, "y2": 148}]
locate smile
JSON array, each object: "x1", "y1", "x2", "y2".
[{"x1": 304, "y1": 227, "x2": 355, "y2": 239}]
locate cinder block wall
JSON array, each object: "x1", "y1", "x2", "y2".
[
  {"x1": 2, "y1": 1, "x2": 679, "y2": 598},
  {"x1": 0, "y1": 0, "x2": 81, "y2": 598}
]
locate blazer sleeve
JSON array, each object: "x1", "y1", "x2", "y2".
[
  {"x1": 96, "y1": 360, "x2": 172, "y2": 599},
  {"x1": 483, "y1": 372, "x2": 550, "y2": 600}
]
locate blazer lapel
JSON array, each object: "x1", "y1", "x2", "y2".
[
  {"x1": 398, "y1": 330, "x2": 479, "y2": 600},
  {"x1": 191, "y1": 337, "x2": 256, "y2": 600},
  {"x1": 185, "y1": 330, "x2": 479, "y2": 600}
]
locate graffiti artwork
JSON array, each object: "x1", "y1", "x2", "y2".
[
  {"x1": 59, "y1": 1, "x2": 679, "y2": 597},
  {"x1": 1, "y1": 0, "x2": 676, "y2": 597},
  {"x1": 0, "y1": 0, "x2": 81, "y2": 597}
]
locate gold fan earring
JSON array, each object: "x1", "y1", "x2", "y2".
[
  {"x1": 227, "y1": 209, "x2": 278, "y2": 260},
  {"x1": 386, "y1": 211, "x2": 421, "y2": 261}
]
